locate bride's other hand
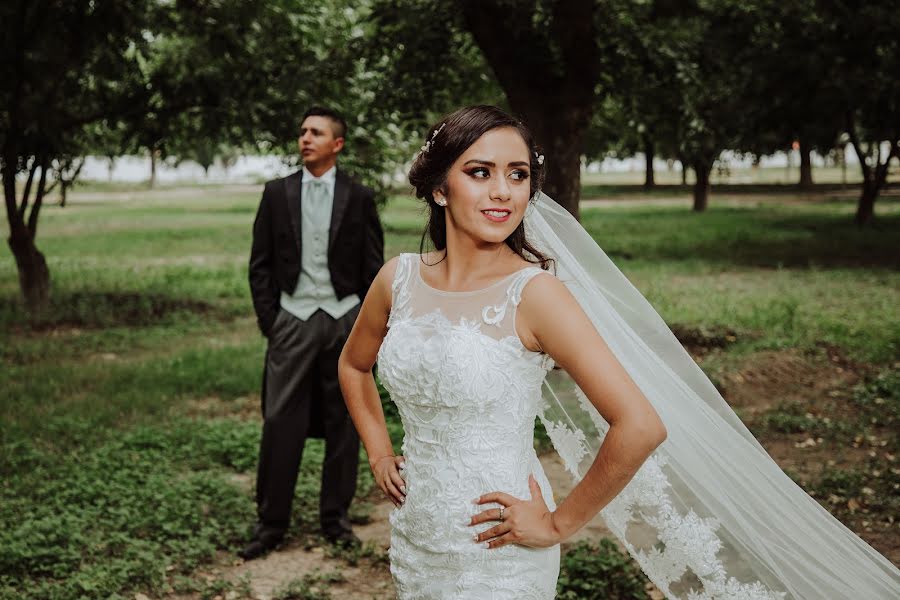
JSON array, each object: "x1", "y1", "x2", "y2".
[
  {"x1": 371, "y1": 454, "x2": 406, "y2": 507},
  {"x1": 470, "y1": 474, "x2": 560, "y2": 549}
]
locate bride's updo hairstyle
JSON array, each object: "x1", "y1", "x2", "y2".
[{"x1": 408, "y1": 105, "x2": 554, "y2": 270}]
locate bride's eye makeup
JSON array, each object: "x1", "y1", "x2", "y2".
[
  {"x1": 463, "y1": 166, "x2": 530, "y2": 181},
  {"x1": 465, "y1": 167, "x2": 491, "y2": 179}
]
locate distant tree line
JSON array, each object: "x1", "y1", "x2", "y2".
[{"x1": 2, "y1": 0, "x2": 898, "y2": 309}]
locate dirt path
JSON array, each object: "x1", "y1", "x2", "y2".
[{"x1": 66, "y1": 184, "x2": 261, "y2": 205}]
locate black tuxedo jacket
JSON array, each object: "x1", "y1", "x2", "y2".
[{"x1": 248, "y1": 168, "x2": 384, "y2": 336}]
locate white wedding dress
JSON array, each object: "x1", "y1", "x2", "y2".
[{"x1": 376, "y1": 252, "x2": 560, "y2": 599}]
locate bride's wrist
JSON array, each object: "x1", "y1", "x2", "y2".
[
  {"x1": 368, "y1": 454, "x2": 395, "y2": 470},
  {"x1": 549, "y1": 511, "x2": 573, "y2": 543}
]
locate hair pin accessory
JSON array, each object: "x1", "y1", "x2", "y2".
[{"x1": 420, "y1": 123, "x2": 446, "y2": 154}]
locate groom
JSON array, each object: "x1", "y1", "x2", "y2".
[{"x1": 243, "y1": 106, "x2": 384, "y2": 560}]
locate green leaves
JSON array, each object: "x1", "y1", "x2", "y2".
[
  {"x1": 0, "y1": 418, "x2": 258, "y2": 598},
  {"x1": 557, "y1": 539, "x2": 650, "y2": 599}
]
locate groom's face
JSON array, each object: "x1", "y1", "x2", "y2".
[{"x1": 298, "y1": 116, "x2": 344, "y2": 169}]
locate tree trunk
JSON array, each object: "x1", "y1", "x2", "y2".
[
  {"x1": 60, "y1": 182, "x2": 68, "y2": 207},
  {"x1": 840, "y1": 147, "x2": 847, "y2": 186},
  {"x1": 676, "y1": 154, "x2": 688, "y2": 185},
  {"x1": 643, "y1": 135, "x2": 655, "y2": 189},
  {"x1": 4, "y1": 152, "x2": 52, "y2": 311},
  {"x1": 7, "y1": 220, "x2": 50, "y2": 309},
  {"x1": 854, "y1": 181, "x2": 877, "y2": 226},
  {"x1": 692, "y1": 159, "x2": 712, "y2": 212},
  {"x1": 846, "y1": 114, "x2": 899, "y2": 225},
  {"x1": 520, "y1": 102, "x2": 588, "y2": 220},
  {"x1": 799, "y1": 138, "x2": 813, "y2": 188},
  {"x1": 149, "y1": 147, "x2": 158, "y2": 188}
]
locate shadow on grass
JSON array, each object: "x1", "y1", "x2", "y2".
[
  {"x1": 581, "y1": 206, "x2": 900, "y2": 270},
  {"x1": 581, "y1": 182, "x2": 898, "y2": 199},
  {"x1": 0, "y1": 291, "x2": 226, "y2": 333}
]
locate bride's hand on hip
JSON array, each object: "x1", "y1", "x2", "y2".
[
  {"x1": 371, "y1": 455, "x2": 406, "y2": 508},
  {"x1": 470, "y1": 474, "x2": 561, "y2": 549}
]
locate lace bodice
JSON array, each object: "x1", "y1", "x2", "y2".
[{"x1": 377, "y1": 253, "x2": 560, "y2": 599}]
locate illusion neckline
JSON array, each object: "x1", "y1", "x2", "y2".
[{"x1": 412, "y1": 253, "x2": 538, "y2": 296}]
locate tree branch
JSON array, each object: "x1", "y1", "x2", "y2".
[
  {"x1": 845, "y1": 111, "x2": 871, "y2": 182},
  {"x1": 2, "y1": 153, "x2": 21, "y2": 228},
  {"x1": 28, "y1": 154, "x2": 49, "y2": 238},
  {"x1": 874, "y1": 137, "x2": 899, "y2": 188},
  {"x1": 18, "y1": 157, "x2": 38, "y2": 220},
  {"x1": 44, "y1": 178, "x2": 59, "y2": 196}
]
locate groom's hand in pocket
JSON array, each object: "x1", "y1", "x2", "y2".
[
  {"x1": 470, "y1": 473, "x2": 561, "y2": 549},
  {"x1": 371, "y1": 455, "x2": 406, "y2": 508}
]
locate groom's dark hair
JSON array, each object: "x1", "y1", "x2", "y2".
[{"x1": 301, "y1": 106, "x2": 347, "y2": 140}]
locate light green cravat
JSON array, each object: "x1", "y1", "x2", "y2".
[{"x1": 304, "y1": 179, "x2": 330, "y2": 229}]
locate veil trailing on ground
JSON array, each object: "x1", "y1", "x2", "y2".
[{"x1": 524, "y1": 191, "x2": 900, "y2": 600}]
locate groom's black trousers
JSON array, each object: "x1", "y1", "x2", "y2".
[{"x1": 255, "y1": 305, "x2": 361, "y2": 537}]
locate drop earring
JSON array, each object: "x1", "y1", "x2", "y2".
[{"x1": 435, "y1": 196, "x2": 447, "y2": 207}]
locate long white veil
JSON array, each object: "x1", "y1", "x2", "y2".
[{"x1": 525, "y1": 191, "x2": 900, "y2": 599}]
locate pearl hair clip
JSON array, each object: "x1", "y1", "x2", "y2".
[
  {"x1": 534, "y1": 151, "x2": 544, "y2": 165},
  {"x1": 420, "y1": 123, "x2": 446, "y2": 154}
]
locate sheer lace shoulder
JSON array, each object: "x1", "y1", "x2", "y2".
[
  {"x1": 386, "y1": 253, "x2": 416, "y2": 328},
  {"x1": 387, "y1": 253, "x2": 552, "y2": 355},
  {"x1": 481, "y1": 265, "x2": 546, "y2": 328}
]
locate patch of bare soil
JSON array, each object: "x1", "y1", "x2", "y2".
[
  {"x1": 164, "y1": 504, "x2": 396, "y2": 600},
  {"x1": 195, "y1": 544, "x2": 392, "y2": 600},
  {"x1": 717, "y1": 346, "x2": 862, "y2": 415},
  {"x1": 670, "y1": 324, "x2": 742, "y2": 359},
  {"x1": 185, "y1": 394, "x2": 261, "y2": 422}
]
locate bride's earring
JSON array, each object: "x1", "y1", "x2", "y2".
[{"x1": 435, "y1": 195, "x2": 447, "y2": 207}]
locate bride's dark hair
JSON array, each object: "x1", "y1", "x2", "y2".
[{"x1": 408, "y1": 105, "x2": 554, "y2": 270}]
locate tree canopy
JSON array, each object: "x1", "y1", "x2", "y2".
[{"x1": 2, "y1": 0, "x2": 898, "y2": 309}]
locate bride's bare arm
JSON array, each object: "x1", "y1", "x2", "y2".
[
  {"x1": 519, "y1": 272, "x2": 667, "y2": 542},
  {"x1": 338, "y1": 256, "x2": 406, "y2": 507}
]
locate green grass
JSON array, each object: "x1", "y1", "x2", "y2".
[
  {"x1": 1, "y1": 183, "x2": 898, "y2": 598},
  {"x1": 272, "y1": 571, "x2": 345, "y2": 600}
]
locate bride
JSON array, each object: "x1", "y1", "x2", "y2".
[{"x1": 338, "y1": 105, "x2": 900, "y2": 599}]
